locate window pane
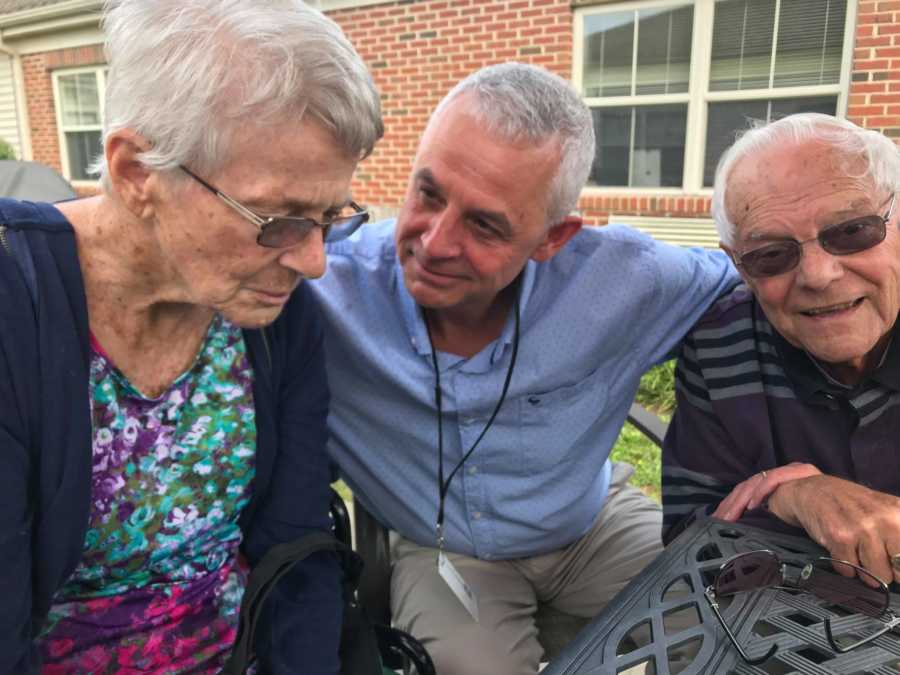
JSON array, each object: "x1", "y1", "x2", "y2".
[
  {"x1": 58, "y1": 73, "x2": 100, "y2": 127},
  {"x1": 65, "y1": 130, "x2": 102, "y2": 180},
  {"x1": 591, "y1": 107, "x2": 630, "y2": 186},
  {"x1": 633, "y1": 104, "x2": 687, "y2": 187},
  {"x1": 703, "y1": 96, "x2": 837, "y2": 186},
  {"x1": 589, "y1": 105, "x2": 687, "y2": 188},
  {"x1": 635, "y1": 6, "x2": 694, "y2": 95},
  {"x1": 774, "y1": 0, "x2": 846, "y2": 87},
  {"x1": 582, "y1": 11, "x2": 634, "y2": 97},
  {"x1": 710, "y1": 0, "x2": 776, "y2": 91}
]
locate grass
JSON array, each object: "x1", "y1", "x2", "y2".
[
  {"x1": 610, "y1": 360, "x2": 676, "y2": 502},
  {"x1": 334, "y1": 362, "x2": 676, "y2": 504}
]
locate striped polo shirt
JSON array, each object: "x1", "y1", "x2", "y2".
[{"x1": 661, "y1": 283, "x2": 900, "y2": 543}]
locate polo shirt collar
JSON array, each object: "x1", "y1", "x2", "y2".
[{"x1": 768, "y1": 306, "x2": 900, "y2": 398}]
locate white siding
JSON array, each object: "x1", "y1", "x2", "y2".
[
  {"x1": 0, "y1": 55, "x2": 22, "y2": 159},
  {"x1": 608, "y1": 215, "x2": 720, "y2": 248}
]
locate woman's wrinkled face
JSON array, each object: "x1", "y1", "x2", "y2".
[
  {"x1": 154, "y1": 117, "x2": 358, "y2": 328},
  {"x1": 724, "y1": 140, "x2": 900, "y2": 381}
]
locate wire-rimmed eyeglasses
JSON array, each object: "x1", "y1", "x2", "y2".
[
  {"x1": 733, "y1": 193, "x2": 896, "y2": 278},
  {"x1": 180, "y1": 165, "x2": 368, "y2": 248},
  {"x1": 705, "y1": 549, "x2": 900, "y2": 665}
]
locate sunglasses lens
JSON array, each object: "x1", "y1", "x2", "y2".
[
  {"x1": 257, "y1": 218, "x2": 317, "y2": 248},
  {"x1": 716, "y1": 551, "x2": 782, "y2": 597},
  {"x1": 820, "y1": 216, "x2": 886, "y2": 255},
  {"x1": 740, "y1": 242, "x2": 802, "y2": 278},
  {"x1": 804, "y1": 560, "x2": 888, "y2": 618}
]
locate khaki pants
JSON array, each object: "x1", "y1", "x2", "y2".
[{"x1": 390, "y1": 462, "x2": 663, "y2": 675}]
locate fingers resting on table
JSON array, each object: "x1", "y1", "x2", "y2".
[
  {"x1": 767, "y1": 474, "x2": 900, "y2": 586},
  {"x1": 712, "y1": 462, "x2": 821, "y2": 522}
]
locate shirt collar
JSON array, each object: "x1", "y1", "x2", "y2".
[
  {"x1": 769, "y1": 306, "x2": 900, "y2": 398},
  {"x1": 393, "y1": 257, "x2": 538, "y2": 363}
]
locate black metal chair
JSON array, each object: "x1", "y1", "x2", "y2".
[
  {"x1": 330, "y1": 489, "x2": 436, "y2": 675},
  {"x1": 344, "y1": 403, "x2": 669, "y2": 664}
]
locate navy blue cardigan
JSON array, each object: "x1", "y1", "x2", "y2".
[{"x1": 0, "y1": 200, "x2": 341, "y2": 673}]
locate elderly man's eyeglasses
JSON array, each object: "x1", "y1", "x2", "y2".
[
  {"x1": 179, "y1": 165, "x2": 368, "y2": 248},
  {"x1": 705, "y1": 550, "x2": 900, "y2": 665},
  {"x1": 734, "y1": 194, "x2": 896, "y2": 278}
]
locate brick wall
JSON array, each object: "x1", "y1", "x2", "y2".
[
  {"x1": 22, "y1": 44, "x2": 104, "y2": 176},
  {"x1": 331, "y1": 0, "x2": 573, "y2": 216},
  {"x1": 331, "y1": 0, "x2": 900, "y2": 226},
  {"x1": 848, "y1": 1, "x2": 900, "y2": 140},
  {"x1": 17, "y1": 2, "x2": 899, "y2": 220}
]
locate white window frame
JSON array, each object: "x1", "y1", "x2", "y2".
[
  {"x1": 52, "y1": 65, "x2": 107, "y2": 185},
  {"x1": 573, "y1": 0, "x2": 858, "y2": 196}
]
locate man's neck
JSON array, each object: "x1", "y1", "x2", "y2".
[{"x1": 424, "y1": 288, "x2": 516, "y2": 358}]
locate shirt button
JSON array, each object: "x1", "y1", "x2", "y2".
[
  {"x1": 472, "y1": 511, "x2": 482, "y2": 520},
  {"x1": 468, "y1": 466, "x2": 478, "y2": 475}
]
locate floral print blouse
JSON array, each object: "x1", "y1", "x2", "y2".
[{"x1": 38, "y1": 314, "x2": 256, "y2": 673}]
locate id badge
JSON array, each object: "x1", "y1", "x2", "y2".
[{"x1": 437, "y1": 551, "x2": 479, "y2": 622}]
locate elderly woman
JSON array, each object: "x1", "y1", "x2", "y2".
[
  {"x1": 0, "y1": 0, "x2": 381, "y2": 672},
  {"x1": 662, "y1": 113, "x2": 900, "y2": 585}
]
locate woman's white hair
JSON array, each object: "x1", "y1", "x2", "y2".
[
  {"x1": 96, "y1": 0, "x2": 382, "y2": 189},
  {"x1": 431, "y1": 62, "x2": 595, "y2": 226},
  {"x1": 713, "y1": 113, "x2": 900, "y2": 246}
]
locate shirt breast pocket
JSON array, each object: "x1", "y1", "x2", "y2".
[{"x1": 519, "y1": 367, "x2": 609, "y2": 473}]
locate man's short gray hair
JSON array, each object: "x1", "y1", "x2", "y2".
[
  {"x1": 431, "y1": 62, "x2": 595, "y2": 226},
  {"x1": 713, "y1": 113, "x2": 900, "y2": 246},
  {"x1": 96, "y1": 0, "x2": 383, "y2": 189}
]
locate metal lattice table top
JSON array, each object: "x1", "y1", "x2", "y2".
[{"x1": 544, "y1": 519, "x2": 900, "y2": 675}]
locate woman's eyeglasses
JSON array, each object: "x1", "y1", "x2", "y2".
[
  {"x1": 734, "y1": 193, "x2": 896, "y2": 278},
  {"x1": 705, "y1": 549, "x2": 900, "y2": 665},
  {"x1": 180, "y1": 165, "x2": 369, "y2": 248}
]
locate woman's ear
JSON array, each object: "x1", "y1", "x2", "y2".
[
  {"x1": 531, "y1": 215, "x2": 583, "y2": 262},
  {"x1": 105, "y1": 129, "x2": 155, "y2": 218}
]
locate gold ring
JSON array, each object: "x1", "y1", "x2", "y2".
[
  {"x1": 892, "y1": 553, "x2": 900, "y2": 572},
  {"x1": 760, "y1": 470, "x2": 768, "y2": 480}
]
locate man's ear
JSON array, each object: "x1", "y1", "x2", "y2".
[
  {"x1": 105, "y1": 129, "x2": 155, "y2": 218},
  {"x1": 531, "y1": 215, "x2": 583, "y2": 262},
  {"x1": 720, "y1": 242, "x2": 750, "y2": 285}
]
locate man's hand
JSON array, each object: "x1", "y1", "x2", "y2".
[
  {"x1": 768, "y1": 475, "x2": 900, "y2": 584},
  {"x1": 712, "y1": 462, "x2": 822, "y2": 522}
]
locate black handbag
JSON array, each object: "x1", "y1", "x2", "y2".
[{"x1": 222, "y1": 531, "x2": 383, "y2": 675}]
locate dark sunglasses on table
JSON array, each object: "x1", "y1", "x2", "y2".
[
  {"x1": 734, "y1": 193, "x2": 896, "y2": 278},
  {"x1": 179, "y1": 165, "x2": 369, "y2": 248},
  {"x1": 705, "y1": 550, "x2": 900, "y2": 665}
]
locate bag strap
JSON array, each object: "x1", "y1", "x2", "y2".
[{"x1": 222, "y1": 531, "x2": 361, "y2": 674}]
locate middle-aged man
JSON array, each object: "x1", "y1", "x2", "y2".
[
  {"x1": 662, "y1": 113, "x2": 900, "y2": 586},
  {"x1": 311, "y1": 63, "x2": 737, "y2": 674}
]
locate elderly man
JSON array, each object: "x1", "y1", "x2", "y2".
[
  {"x1": 312, "y1": 63, "x2": 736, "y2": 674},
  {"x1": 662, "y1": 113, "x2": 900, "y2": 586}
]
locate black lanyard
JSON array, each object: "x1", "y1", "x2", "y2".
[{"x1": 423, "y1": 294, "x2": 520, "y2": 551}]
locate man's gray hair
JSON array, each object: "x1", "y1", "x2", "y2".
[
  {"x1": 432, "y1": 62, "x2": 595, "y2": 225},
  {"x1": 713, "y1": 113, "x2": 900, "y2": 246},
  {"x1": 96, "y1": 0, "x2": 383, "y2": 189}
]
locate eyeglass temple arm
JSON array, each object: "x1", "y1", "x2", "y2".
[
  {"x1": 704, "y1": 587, "x2": 778, "y2": 665},
  {"x1": 824, "y1": 611, "x2": 900, "y2": 653},
  {"x1": 180, "y1": 165, "x2": 267, "y2": 229}
]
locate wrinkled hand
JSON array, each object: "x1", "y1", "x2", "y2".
[
  {"x1": 768, "y1": 475, "x2": 900, "y2": 584},
  {"x1": 713, "y1": 462, "x2": 822, "y2": 522}
]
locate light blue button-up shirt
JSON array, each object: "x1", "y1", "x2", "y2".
[{"x1": 310, "y1": 220, "x2": 738, "y2": 559}]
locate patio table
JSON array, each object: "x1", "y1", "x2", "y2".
[{"x1": 543, "y1": 518, "x2": 900, "y2": 674}]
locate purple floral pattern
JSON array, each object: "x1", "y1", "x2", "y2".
[{"x1": 38, "y1": 314, "x2": 256, "y2": 673}]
